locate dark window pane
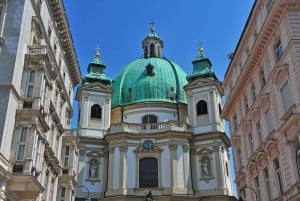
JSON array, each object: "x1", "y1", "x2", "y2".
[{"x1": 139, "y1": 157, "x2": 158, "y2": 188}]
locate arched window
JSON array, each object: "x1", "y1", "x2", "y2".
[
  {"x1": 88, "y1": 158, "x2": 99, "y2": 179},
  {"x1": 90, "y1": 104, "x2": 102, "y2": 119},
  {"x1": 197, "y1": 100, "x2": 208, "y2": 115},
  {"x1": 201, "y1": 156, "x2": 211, "y2": 177},
  {"x1": 142, "y1": 115, "x2": 157, "y2": 124},
  {"x1": 139, "y1": 157, "x2": 158, "y2": 187},
  {"x1": 150, "y1": 44, "x2": 155, "y2": 57}
]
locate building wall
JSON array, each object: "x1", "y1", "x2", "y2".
[
  {"x1": 0, "y1": 0, "x2": 81, "y2": 200},
  {"x1": 222, "y1": 1, "x2": 300, "y2": 201}
]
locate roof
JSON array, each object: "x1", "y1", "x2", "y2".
[{"x1": 112, "y1": 57, "x2": 188, "y2": 107}]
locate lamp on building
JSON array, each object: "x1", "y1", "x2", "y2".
[
  {"x1": 73, "y1": 185, "x2": 91, "y2": 201},
  {"x1": 239, "y1": 186, "x2": 258, "y2": 201}
]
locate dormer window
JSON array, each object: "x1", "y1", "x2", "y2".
[{"x1": 145, "y1": 63, "x2": 155, "y2": 76}]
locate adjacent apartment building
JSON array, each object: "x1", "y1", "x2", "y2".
[
  {"x1": 222, "y1": 0, "x2": 300, "y2": 201},
  {"x1": 0, "y1": 0, "x2": 81, "y2": 200}
]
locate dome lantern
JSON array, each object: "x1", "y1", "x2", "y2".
[{"x1": 142, "y1": 21, "x2": 164, "y2": 58}]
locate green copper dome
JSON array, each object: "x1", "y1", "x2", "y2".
[{"x1": 112, "y1": 57, "x2": 188, "y2": 107}]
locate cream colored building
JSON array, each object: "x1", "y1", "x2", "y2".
[
  {"x1": 74, "y1": 27, "x2": 235, "y2": 201},
  {"x1": 0, "y1": 0, "x2": 80, "y2": 200},
  {"x1": 0, "y1": 0, "x2": 236, "y2": 201},
  {"x1": 222, "y1": 0, "x2": 300, "y2": 201}
]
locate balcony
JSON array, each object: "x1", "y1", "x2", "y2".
[
  {"x1": 26, "y1": 45, "x2": 48, "y2": 58},
  {"x1": 109, "y1": 121, "x2": 190, "y2": 134}
]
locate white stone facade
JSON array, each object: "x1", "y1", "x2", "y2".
[
  {"x1": 0, "y1": 0, "x2": 80, "y2": 200},
  {"x1": 222, "y1": 1, "x2": 300, "y2": 201}
]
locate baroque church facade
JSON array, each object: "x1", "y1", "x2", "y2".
[
  {"x1": 0, "y1": 0, "x2": 235, "y2": 201},
  {"x1": 74, "y1": 26, "x2": 234, "y2": 201}
]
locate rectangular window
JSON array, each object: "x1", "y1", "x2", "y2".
[
  {"x1": 33, "y1": 135, "x2": 42, "y2": 168},
  {"x1": 233, "y1": 113, "x2": 238, "y2": 131},
  {"x1": 265, "y1": 108, "x2": 273, "y2": 133},
  {"x1": 280, "y1": 81, "x2": 292, "y2": 112},
  {"x1": 266, "y1": 0, "x2": 274, "y2": 12},
  {"x1": 273, "y1": 157, "x2": 284, "y2": 195},
  {"x1": 60, "y1": 186, "x2": 66, "y2": 201},
  {"x1": 244, "y1": 96, "x2": 249, "y2": 113},
  {"x1": 251, "y1": 83, "x2": 256, "y2": 101},
  {"x1": 16, "y1": 127, "x2": 28, "y2": 161},
  {"x1": 275, "y1": 39, "x2": 283, "y2": 62},
  {"x1": 64, "y1": 146, "x2": 69, "y2": 168},
  {"x1": 256, "y1": 122, "x2": 263, "y2": 144},
  {"x1": 237, "y1": 148, "x2": 243, "y2": 168},
  {"x1": 260, "y1": 69, "x2": 266, "y2": 87},
  {"x1": 254, "y1": 176, "x2": 261, "y2": 201},
  {"x1": 25, "y1": 70, "x2": 36, "y2": 98},
  {"x1": 249, "y1": 132, "x2": 254, "y2": 154},
  {"x1": 264, "y1": 167, "x2": 272, "y2": 201},
  {"x1": 41, "y1": 78, "x2": 48, "y2": 108},
  {"x1": 294, "y1": 141, "x2": 300, "y2": 178}
]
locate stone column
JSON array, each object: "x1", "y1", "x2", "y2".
[
  {"x1": 119, "y1": 145, "x2": 128, "y2": 192},
  {"x1": 169, "y1": 144, "x2": 177, "y2": 191}
]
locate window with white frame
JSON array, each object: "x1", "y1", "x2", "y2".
[
  {"x1": 237, "y1": 147, "x2": 243, "y2": 168},
  {"x1": 139, "y1": 157, "x2": 158, "y2": 187},
  {"x1": 254, "y1": 176, "x2": 261, "y2": 201},
  {"x1": 244, "y1": 96, "x2": 249, "y2": 113},
  {"x1": 60, "y1": 186, "x2": 66, "y2": 201},
  {"x1": 256, "y1": 121, "x2": 263, "y2": 144},
  {"x1": 25, "y1": 70, "x2": 36, "y2": 98},
  {"x1": 233, "y1": 113, "x2": 238, "y2": 131},
  {"x1": 251, "y1": 83, "x2": 256, "y2": 101},
  {"x1": 90, "y1": 104, "x2": 102, "y2": 119},
  {"x1": 41, "y1": 78, "x2": 48, "y2": 108},
  {"x1": 0, "y1": 3, "x2": 7, "y2": 42},
  {"x1": 260, "y1": 69, "x2": 266, "y2": 87},
  {"x1": 294, "y1": 140, "x2": 300, "y2": 178},
  {"x1": 265, "y1": 107, "x2": 273, "y2": 133},
  {"x1": 248, "y1": 132, "x2": 254, "y2": 154},
  {"x1": 196, "y1": 100, "x2": 208, "y2": 115},
  {"x1": 273, "y1": 157, "x2": 284, "y2": 195},
  {"x1": 33, "y1": 135, "x2": 43, "y2": 169},
  {"x1": 263, "y1": 167, "x2": 273, "y2": 201},
  {"x1": 63, "y1": 146, "x2": 69, "y2": 169},
  {"x1": 274, "y1": 39, "x2": 283, "y2": 62},
  {"x1": 16, "y1": 127, "x2": 28, "y2": 161},
  {"x1": 280, "y1": 81, "x2": 292, "y2": 113}
]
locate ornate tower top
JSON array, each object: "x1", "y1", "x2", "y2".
[
  {"x1": 82, "y1": 46, "x2": 112, "y2": 85},
  {"x1": 186, "y1": 46, "x2": 219, "y2": 82},
  {"x1": 142, "y1": 21, "x2": 164, "y2": 58}
]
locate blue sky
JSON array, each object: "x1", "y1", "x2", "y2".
[{"x1": 63, "y1": 0, "x2": 255, "y2": 196}]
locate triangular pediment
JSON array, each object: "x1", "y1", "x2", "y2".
[
  {"x1": 76, "y1": 82, "x2": 113, "y2": 100},
  {"x1": 184, "y1": 78, "x2": 223, "y2": 94}
]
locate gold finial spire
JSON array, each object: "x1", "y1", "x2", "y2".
[
  {"x1": 198, "y1": 41, "x2": 204, "y2": 56},
  {"x1": 95, "y1": 44, "x2": 100, "y2": 59},
  {"x1": 199, "y1": 47, "x2": 204, "y2": 56},
  {"x1": 149, "y1": 20, "x2": 155, "y2": 33}
]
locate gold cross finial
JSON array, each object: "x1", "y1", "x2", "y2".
[
  {"x1": 150, "y1": 20, "x2": 155, "y2": 33},
  {"x1": 198, "y1": 41, "x2": 204, "y2": 56},
  {"x1": 95, "y1": 44, "x2": 100, "y2": 59}
]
